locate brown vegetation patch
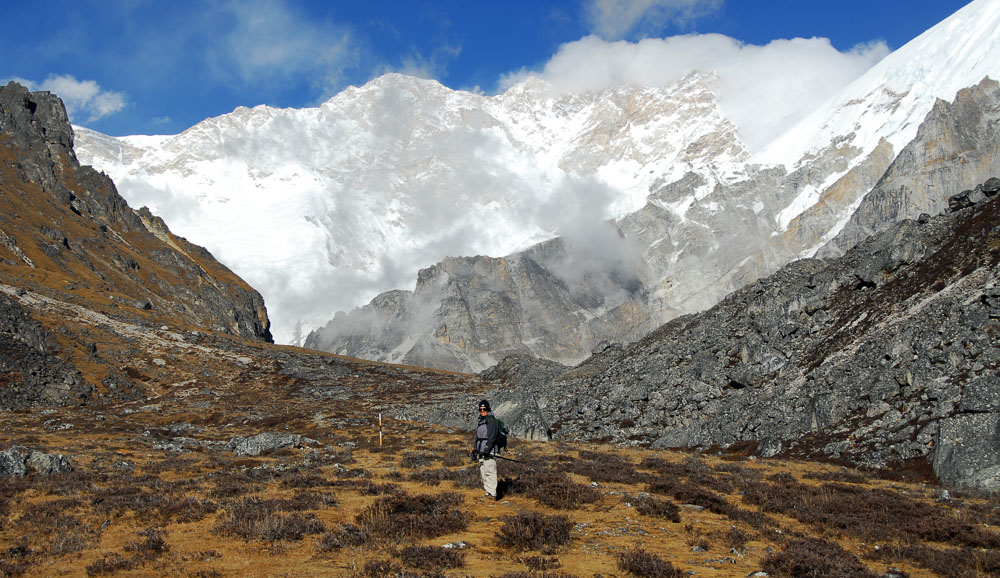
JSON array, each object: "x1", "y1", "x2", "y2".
[
  {"x1": 496, "y1": 512, "x2": 574, "y2": 552},
  {"x1": 762, "y1": 537, "x2": 880, "y2": 578},
  {"x1": 398, "y1": 544, "x2": 466, "y2": 571},
  {"x1": 616, "y1": 546, "x2": 684, "y2": 578},
  {"x1": 0, "y1": 379, "x2": 992, "y2": 577},
  {"x1": 213, "y1": 496, "x2": 326, "y2": 542},
  {"x1": 505, "y1": 467, "x2": 601, "y2": 509},
  {"x1": 355, "y1": 491, "x2": 468, "y2": 543}
]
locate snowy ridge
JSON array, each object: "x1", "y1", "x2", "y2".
[
  {"x1": 75, "y1": 73, "x2": 747, "y2": 345},
  {"x1": 756, "y1": 0, "x2": 1000, "y2": 172}
]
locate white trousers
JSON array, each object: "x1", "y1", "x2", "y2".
[{"x1": 479, "y1": 457, "x2": 497, "y2": 497}]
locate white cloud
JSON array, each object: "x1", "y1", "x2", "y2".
[
  {"x1": 15, "y1": 74, "x2": 127, "y2": 122},
  {"x1": 585, "y1": 0, "x2": 724, "y2": 40},
  {"x1": 211, "y1": 0, "x2": 359, "y2": 96},
  {"x1": 507, "y1": 34, "x2": 889, "y2": 151}
]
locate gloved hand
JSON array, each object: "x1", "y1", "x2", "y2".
[{"x1": 470, "y1": 450, "x2": 480, "y2": 461}]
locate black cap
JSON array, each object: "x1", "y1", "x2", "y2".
[{"x1": 478, "y1": 399, "x2": 491, "y2": 411}]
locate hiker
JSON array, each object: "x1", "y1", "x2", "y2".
[{"x1": 473, "y1": 399, "x2": 499, "y2": 500}]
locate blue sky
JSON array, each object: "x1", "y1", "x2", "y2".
[{"x1": 2, "y1": 0, "x2": 974, "y2": 138}]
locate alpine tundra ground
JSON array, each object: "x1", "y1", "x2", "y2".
[{"x1": 2, "y1": 338, "x2": 998, "y2": 578}]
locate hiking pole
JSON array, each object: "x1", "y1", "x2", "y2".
[
  {"x1": 471, "y1": 451, "x2": 524, "y2": 464},
  {"x1": 492, "y1": 454, "x2": 524, "y2": 463}
]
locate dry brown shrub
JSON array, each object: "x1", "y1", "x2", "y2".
[
  {"x1": 615, "y1": 546, "x2": 683, "y2": 578},
  {"x1": 723, "y1": 526, "x2": 751, "y2": 551},
  {"x1": 442, "y1": 464, "x2": 482, "y2": 489},
  {"x1": 442, "y1": 448, "x2": 468, "y2": 466},
  {"x1": 207, "y1": 468, "x2": 272, "y2": 498},
  {"x1": 631, "y1": 494, "x2": 681, "y2": 522},
  {"x1": 334, "y1": 466, "x2": 373, "y2": 479},
  {"x1": 648, "y1": 479, "x2": 733, "y2": 517},
  {"x1": 507, "y1": 470, "x2": 600, "y2": 510},
  {"x1": 123, "y1": 527, "x2": 169, "y2": 561},
  {"x1": 762, "y1": 537, "x2": 879, "y2": 578},
  {"x1": 142, "y1": 455, "x2": 201, "y2": 475},
  {"x1": 355, "y1": 491, "x2": 467, "y2": 543},
  {"x1": 400, "y1": 451, "x2": 435, "y2": 468},
  {"x1": 361, "y1": 558, "x2": 414, "y2": 577},
  {"x1": 213, "y1": 496, "x2": 325, "y2": 542},
  {"x1": 407, "y1": 466, "x2": 450, "y2": 486},
  {"x1": 866, "y1": 542, "x2": 1000, "y2": 578},
  {"x1": 743, "y1": 478, "x2": 1000, "y2": 549},
  {"x1": 0, "y1": 545, "x2": 35, "y2": 577},
  {"x1": 802, "y1": 468, "x2": 871, "y2": 484},
  {"x1": 164, "y1": 496, "x2": 219, "y2": 523},
  {"x1": 496, "y1": 512, "x2": 574, "y2": 552},
  {"x1": 519, "y1": 555, "x2": 561, "y2": 570},
  {"x1": 270, "y1": 491, "x2": 336, "y2": 511},
  {"x1": 188, "y1": 570, "x2": 224, "y2": 578},
  {"x1": 500, "y1": 570, "x2": 577, "y2": 578},
  {"x1": 398, "y1": 544, "x2": 465, "y2": 570},
  {"x1": 279, "y1": 471, "x2": 334, "y2": 489},
  {"x1": 358, "y1": 481, "x2": 402, "y2": 495},
  {"x1": 564, "y1": 452, "x2": 652, "y2": 485},
  {"x1": 48, "y1": 528, "x2": 95, "y2": 556},
  {"x1": 316, "y1": 523, "x2": 368, "y2": 552},
  {"x1": 85, "y1": 552, "x2": 137, "y2": 576}
]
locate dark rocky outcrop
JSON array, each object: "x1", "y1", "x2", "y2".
[
  {"x1": 0, "y1": 446, "x2": 73, "y2": 477},
  {"x1": 0, "y1": 292, "x2": 92, "y2": 407},
  {"x1": 473, "y1": 181, "x2": 1000, "y2": 491}
]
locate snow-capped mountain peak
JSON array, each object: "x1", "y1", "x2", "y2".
[{"x1": 75, "y1": 71, "x2": 747, "y2": 345}]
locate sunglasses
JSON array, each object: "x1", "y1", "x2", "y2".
[{"x1": 479, "y1": 408, "x2": 487, "y2": 412}]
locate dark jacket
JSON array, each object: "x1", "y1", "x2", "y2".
[{"x1": 475, "y1": 412, "x2": 499, "y2": 456}]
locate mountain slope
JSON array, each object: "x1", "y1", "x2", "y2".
[
  {"x1": 313, "y1": 77, "x2": 1000, "y2": 372},
  {"x1": 820, "y1": 77, "x2": 1000, "y2": 256},
  {"x1": 469, "y1": 178, "x2": 1000, "y2": 491},
  {"x1": 0, "y1": 82, "x2": 271, "y2": 407},
  {"x1": 304, "y1": 235, "x2": 651, "y2": 372}
]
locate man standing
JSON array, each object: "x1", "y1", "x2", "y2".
[{"x1": 474, "y1": 399, "x2": 499, "y2": 500}]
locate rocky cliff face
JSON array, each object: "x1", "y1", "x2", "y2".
[
  {"x1": 0, "y1": 82, "x2": 272, "y2": 407},
  {"x1": 305, "y1": 236, "x2": 650, "y2": 372},
  {"x1": 820, "y1": 77, "x2": 1000, "y2": 257},
  {"x1": 460, "y1": 179, "x2": 1000, "y2": 491}
]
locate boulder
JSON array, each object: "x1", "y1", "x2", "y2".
[
  {"x1": 932, "y1": 414, "x2": 1000, "y2": 492},
  {"x1": 0, "y1": 446, "x2": 73, "y2": 477},
  {"x1": 227, "y1": 432, "x2": 302, "y2": 456}
]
